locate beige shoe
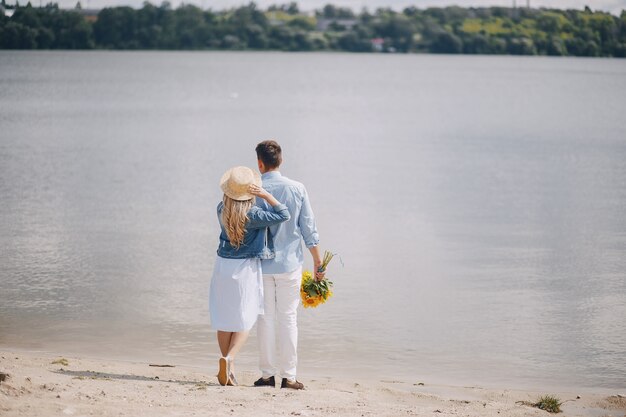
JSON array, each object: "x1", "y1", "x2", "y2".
[
  {"x1": 217, "y1": 357, "x2": 229, "y2": 386},
  {"x1": 227, "y1": 372, "x2": 238, "y2": 386}
]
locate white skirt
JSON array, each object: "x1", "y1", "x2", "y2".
[{"x1": 209, "y1": 256, "x2": 264, "y2": 332}]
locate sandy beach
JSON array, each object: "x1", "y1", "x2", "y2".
[{"x1": 1, "y1": 350, "x2": 624, "y2": 417}]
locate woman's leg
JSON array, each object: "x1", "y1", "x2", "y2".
[
  {"x1": 227, "y1": 331, "x2": 249, "y2": 360},
  {"x1": 217, "y1": 331, "x2": 233, "y2": 357},
  {"x1": 225, "y1": 331, "x2": 249, "y2": 384},
  {"x1": 216, "y1": 331, "x2": 233, "y2": 386}
]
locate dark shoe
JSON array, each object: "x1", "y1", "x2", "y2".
[
  {"x1": 281, "y1": 378, "x2": 304, "y2": 390},
  {"x1": 254, "y1": 376, "x2": 275, "y2": 387}
]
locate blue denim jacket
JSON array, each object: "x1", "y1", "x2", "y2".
[{"x1": 216, "y1": 202, "x2": 290, "y2": 259}]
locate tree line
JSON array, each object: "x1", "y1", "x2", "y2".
[{"x1": 1, "y1": 1, "x2": 625, "y2": 56}]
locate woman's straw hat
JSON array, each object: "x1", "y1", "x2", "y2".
[{"x1": 220, "y1": 166, "x2": 261, "y2": 201}]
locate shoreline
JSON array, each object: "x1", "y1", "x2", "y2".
[
  {"x1": 1, "y1": 349, "x2": 624, "y2": 417},
  {"x1": 3, "y1": 344, "x2": 617, "y2": 396}
]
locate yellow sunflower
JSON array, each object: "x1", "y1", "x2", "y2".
[
  {"x1": 302, "y1": 294, "x2": 323, "y2": 308},
  {"x1": 300, "y1": 259, "x2": 335, "y2": 309}
]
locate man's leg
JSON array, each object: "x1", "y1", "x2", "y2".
[
  {"x1": 275, "y1": 267, "x2": 302, "y2": 381},
  {"x1": 257, "y1": 274, "x2": 277, "y2": 379}
]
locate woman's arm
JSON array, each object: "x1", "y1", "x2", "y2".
[
  {"x1": 246, "y1": 185, "x2": 291, "y2": 229},
  {"x1": 249, "y1": 184, "x2": 280, "y2": 207}
]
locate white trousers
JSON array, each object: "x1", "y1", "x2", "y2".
[{"x1": 257, "y1": 267, "x2": 301, "y2": 381}]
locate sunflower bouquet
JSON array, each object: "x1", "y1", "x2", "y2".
[{"x1": 300, "y1": 251, "x2": 335, "y2": 309}]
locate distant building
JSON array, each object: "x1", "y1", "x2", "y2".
[
  {"x1": 266, "y1": 10, "x2": 315, "y2": 27},
  {"x1": 1, "y1": 5, "x2": 15, "y2": 17},
  {"x1": 78, "y1": 8, "x2": 99, "y2": 22},
  {"x1": 316, "y1": 18, "x2": 357, "y2": 31},
  {"x1": 0, "y1": 3, "x2": 98, "y2": 19},
  {"x1": 265, "y1": 11, "x2": 286, "y2": 27},
  {"x1": 371, "y1": 38, "x2": 384, "y2": 52}
]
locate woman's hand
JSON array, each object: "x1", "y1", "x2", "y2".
[
  {"x1": 249, "y1": 184, "x2": 281, "y2": 207},
  {"x1": 248, "y1": 184, "x2": 268, "y2": 199}
]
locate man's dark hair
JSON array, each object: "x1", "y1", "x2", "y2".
[{"x1": 256, "y1": 140, "x2": 282, "y2": 169}]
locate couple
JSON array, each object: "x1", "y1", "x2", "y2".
[{"x1": 208, "y1": 140, "x2": 324, "y2": 390}]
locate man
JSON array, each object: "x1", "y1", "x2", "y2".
[{"x1": 253, "y1": 140, "x2": 324, "y2": 390}]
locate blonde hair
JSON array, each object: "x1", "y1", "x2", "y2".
[{"x1": 222, "y1": 194, "x2": 253, "y2": 249}]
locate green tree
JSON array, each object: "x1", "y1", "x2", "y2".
[
  {"x1": 1, "y1": 2, "x2": 625, "y2": 56},
  {"x1": 507, "y1": 37, "x2": 536, "y2": 54},
  {"x1": 319, "y1": 4, "x2": 354, "y2": 19},
  {"x1": 337, "y1": 30, "x2": 371, "y2": 51},
  {"x1": 93, "y1": 7, "x2": 137, "y2": 48},
  {"x1": 430, "y1": 31, "x2": 462, "y2": 53},
  {"x1": 373, "y1": 12, "x2": 415, "y2": 52},
  {"x1": 0, "y1": 21, "x2": 38, "y2": 48}
]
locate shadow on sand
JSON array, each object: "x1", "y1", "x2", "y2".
[{"x1": 52, "y1": 369, "x2": 218, "y2": 387}]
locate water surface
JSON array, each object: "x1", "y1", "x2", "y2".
[{"x1": 1, "y1": 51, "x2": 625, "y2": 391}]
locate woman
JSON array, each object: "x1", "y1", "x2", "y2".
[{"x1": 209, "y1": 166, "x2": 290, "y2": 386}]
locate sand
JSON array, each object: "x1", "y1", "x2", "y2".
[{"x1": 1, "y1": 349, "x2": 624, "y2": 417}]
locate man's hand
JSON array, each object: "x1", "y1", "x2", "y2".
[
  {"x1": 314, "y1": 262, "x2": 326, "y2": 281},
  {"x1": 310, "y1": 245, "x2": 325, "y2": 281}
]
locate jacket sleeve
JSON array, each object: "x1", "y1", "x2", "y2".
[
  {"x1": 246, "y1": 204, "x2": 291, "y2": 229},
  {"x1": 216, "y1": 202, "x2": 224, "y2": 225},
  {"x1": 297, "y1": 186, "x2": 320, "y2": 248}
]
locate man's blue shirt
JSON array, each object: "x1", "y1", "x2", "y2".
[{"x1": 257, "y1": 171, "x2": 319, "y2": 274}]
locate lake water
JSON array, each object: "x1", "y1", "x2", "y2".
[{"x1": 1, "y1": 51, "x2": 625, "y2": 391}]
